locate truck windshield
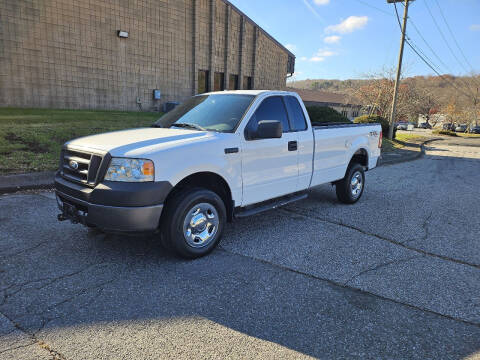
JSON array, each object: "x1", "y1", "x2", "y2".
[{"x1": 154, "y1": 94, "x2": 254, "y2": 132}]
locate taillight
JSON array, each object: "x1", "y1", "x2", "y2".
[{"x1": 378, "y1": 132, "x2": 383, "y2": 148}]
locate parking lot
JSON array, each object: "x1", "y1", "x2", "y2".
[{"x1": 1, "y1": 137, "x2": 479, "y2": 359}]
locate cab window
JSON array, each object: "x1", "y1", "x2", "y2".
[
  {"x1": 285, "y1": 96, "x2": 308, "y2": 131},
  {"x1": 247, "y1": 96, "x2": 290, "y2": 135}
]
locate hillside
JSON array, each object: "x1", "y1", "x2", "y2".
[{"x1": 288, "y1": 75, "x2": 480, "y2": 109}]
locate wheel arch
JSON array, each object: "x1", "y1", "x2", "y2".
[
  {"x1": 348, "y1": 147, "x2": 369, "y2": 169},
  {"x1": 163, "y1": 171, "x2": 234, "y2": 222}
]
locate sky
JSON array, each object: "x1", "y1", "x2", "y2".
[{"x1": 228, "y1": 0, "x2": 480, "y2": 81}]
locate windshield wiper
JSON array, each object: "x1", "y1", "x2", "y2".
[{"x1": 171, "y1": 123, "x2": 207, "y2": 131}]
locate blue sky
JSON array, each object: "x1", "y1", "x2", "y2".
[{"x1": 228, "y1": 0, "x2": 480, "y2": 80}]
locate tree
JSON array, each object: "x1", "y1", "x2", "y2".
[
  {"x1": 444, "y1": 99, "x2": 461, "y2": 124},
  {"x1": 352, "y1": 67, "x2": 409, "y2": 122},
  {"x1": 403, "y1": 87, "x2": 438, "y2": 125}
]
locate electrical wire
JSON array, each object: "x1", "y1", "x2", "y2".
[
  {"x1": 352, "y1": 0, "x2": 393, "y2": 16},
  {"x1": 407, "y1": 16, "x2": 477, "y2": 94},
  {"x1": 423, "y1": 0, "x2": 471, "y2": 76},
  {"x1": 433, "y1": 0, "x2": 480, "y2": 87},
  {"x1": 393, "y1": 2, "x2": 475, "y2": 100}
]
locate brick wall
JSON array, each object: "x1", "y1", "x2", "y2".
[{"x1": 0, "y1": 0, "x2": 293, "y2": 111}]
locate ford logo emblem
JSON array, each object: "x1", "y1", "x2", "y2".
[{"x1": 69, "y1": 160, "x2": 79, "y2": 170}]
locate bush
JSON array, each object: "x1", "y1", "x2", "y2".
[
  {"x1": 432, "y1": 129, "x2": 458, "y2": 136},
  {"x1": 354, "y1": 115, "x2": 391, "y2": 136},
  {"x1": 306, "y1": 106, "x2": 350, "y2": 125}
]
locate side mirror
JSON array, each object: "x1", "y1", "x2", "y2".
[{"x1": 254, "y1": 120, "x2": 282, "y2": 139}]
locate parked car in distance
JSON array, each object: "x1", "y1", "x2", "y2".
[
  {"x1": 418, "y1": 122, "x2": 432, "y2": 129},
  {"x1": 396, "y1": 122, "x2": 408, "y2": 130},
  {"x1": 54, "y1": 90, "x2": 382, "y2": 258},
  {"x1": 469, "y1": 126, "x2": 480, "y2": 134},
  {"x1": 455, "y1": 124, "x2": 467, "y2": 133},
  {"x1": 442, "y1": 123, "x2": 456, "y2": 131}
]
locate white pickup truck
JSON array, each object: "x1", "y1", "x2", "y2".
[{"x1": 55, "y1": 90, "x2": 382, "y2": 258}]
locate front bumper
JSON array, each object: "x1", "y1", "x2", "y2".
[{"x1": 55, "y1": 172, "x2": 172, "y2": 233}]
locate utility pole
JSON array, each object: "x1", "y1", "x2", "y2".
[
  {"x1": 387, "y1": 0, "x2": 412, "y2": 140},
  {"x1": 475, "y1": 87, "x2": 478, "y2": 127}
]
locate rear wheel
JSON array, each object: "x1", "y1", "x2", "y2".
[
  {"x1": 160, "y1": 188, "x2": 226, "y2": 259},
  {"x1": 335, "y1": 163, "x2": 365, "y2": 204}
]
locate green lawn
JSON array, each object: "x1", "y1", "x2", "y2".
[
  {"x1": 0, "y1": 108, "x2": 161, "y2": 174},
  {"x1": 381, "y1": 133, "x2": 428, "y2": 153},
  {"x1": 457, "y1": 132, "x2": 480, "y2": 138}
]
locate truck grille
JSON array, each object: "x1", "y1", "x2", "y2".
[{"x1": 61, "y1": 148, "x2": 104, "y2": 186}]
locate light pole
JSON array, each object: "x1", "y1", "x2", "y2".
[{"x1": 387, "y1": 0, "x2": 412, "y2": 140}]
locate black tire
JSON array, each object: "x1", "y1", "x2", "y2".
[
  {"x1": 160, "y1": 187, "x2": 226, "y2": 259},
  {"x1": 335, "y1": 163, "x2": 365, "y2": 204}
]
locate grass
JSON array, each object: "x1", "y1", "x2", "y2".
[
  {"x1": 381, "y1": 132, "x2": 428, "y2": 153},
  {"x1": 457, "y1": 132, "x2": 480, "y2": 138},
  {"x1": 0, "y1": 108, "x2": 161, "y2": 174}
]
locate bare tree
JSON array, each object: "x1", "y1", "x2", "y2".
[
  {"x1": 403, "y1": 87, "x2": 437, "y2": 125},
  {"x1": 353, "y1": 67, "x2": 409, "y2": 120}
]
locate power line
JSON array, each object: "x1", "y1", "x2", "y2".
[
  {"x1": 352, "y1": 0, "x2": 394, "y2": 16},
  {"x1": 434, "y1": 0, "x2": 477, "y2": 73},
  {"x1": 393, "y1": 3, "x2": 475, "y2": 100},
  {"x1": 408, "y1": 18, "x2": 454, "y2": 74},
  {"x1": 433, "y1": 0, "x2": 480, "y2": 87},
  {"x1": 423, "y1": 0, "x2": 471, "y2": 76},
  {"x1": 407, "y1": 16, "x2": 478, "y2": 95}
]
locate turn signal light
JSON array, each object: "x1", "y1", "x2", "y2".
[
  {"x1": 378, "y1": 131, "x2": 383, "y2": 148},
  {"x1": 142, "y1": 161, "x2": 154, "y2": 176}
]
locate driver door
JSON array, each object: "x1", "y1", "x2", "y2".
[{"x1": 241, "y1": 96, "x2": 299, "y2": 206}]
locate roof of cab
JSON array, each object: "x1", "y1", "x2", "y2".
[{"x1": 201, "y1": 90, "x2": 297, "y2": 96}]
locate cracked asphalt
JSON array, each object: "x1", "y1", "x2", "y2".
[{"x1": 1, "y1": 137, "x2": 479, "y2": 359}]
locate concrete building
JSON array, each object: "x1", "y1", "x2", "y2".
[
  {"x1": 288, "y1": 88, "x2": 365, "y2": 121},
  {"x1": 0, "y1": 0, "x2": 295, "y2": 111}
]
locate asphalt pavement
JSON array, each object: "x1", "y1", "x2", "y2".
[{"x1": 1, "y1": 137, "x2": 479, "y2": 359}]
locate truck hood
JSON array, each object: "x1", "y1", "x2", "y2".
[{"x1": 65, "y1": 127, "x2": 213, "y2": 156}]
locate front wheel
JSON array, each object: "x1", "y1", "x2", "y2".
[
  {"x1": 160, "y1": 188, "x2": 226, "y2": 259},
  {"x1": 335, "y1": 163, "x2": 365, "y2": 204}
]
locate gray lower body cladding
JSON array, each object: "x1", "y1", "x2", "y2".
[{"x1": 54, "y1": 172, "x2": 172, "y2": 232}]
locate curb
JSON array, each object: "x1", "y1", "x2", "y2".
[
  {"x1": 0, "y1": 171, "x2": 55, "y2": 195},
  {"x1": 379, "y1": 138, "x2": 441, "y2": 166}
]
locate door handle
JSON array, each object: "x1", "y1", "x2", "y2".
[{"x1": 288, "y1": 141, "x2": 298, "y2": 151}]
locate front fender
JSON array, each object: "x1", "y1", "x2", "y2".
[{"x1": 150, "y1": 134, "x2": 242, "y2": 204}]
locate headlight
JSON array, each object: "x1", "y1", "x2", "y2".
[{"x1": 104, "y1": 158, "x2": 154, "y2": 182}]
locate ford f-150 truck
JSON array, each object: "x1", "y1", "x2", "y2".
[{"x1": 55, "y1": 90, "x2": 382, "y2": 258}]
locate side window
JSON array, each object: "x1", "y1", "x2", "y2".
[
  {"x1": 249, "y1": 96, "x2": 290, "y2": 134},
  {"x1": 285, "y1": 96, "x2": 308, "y2": 131}
]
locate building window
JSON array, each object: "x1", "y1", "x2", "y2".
[
  {"x1": 214, "y1": 72, "x2": 225, "y2": 91},
  {"x1": 198, "y1": 70, "x2": 209, "y2": 94},
  {"x1": 353, "y1": 110, "x2": 359, "y2": 118},
  {"x1": 341, "y1": 110, "x2": 348, "y2": 117},
  {"x1": 243, "y1": 76, "x2": 253, "y2": 90},
  {"x1": 229, "y1": 74, "x2": 239, "y2": 90}
]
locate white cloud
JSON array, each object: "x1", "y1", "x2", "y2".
[
  {"x1": 299, "y1": 56, "x2": 308, "y2": 61},
  {"x1": 313, "y1": 0, "x2": 330, "y2": 5},
  {"x1": 326, "y1": 16, "x2": 369, "y2": 34},
  {"x1": 309, "y1": 49, "x2": 337, "y2": 62},
  {"x1": 324, "y1": 35, "x2": 341, "y2": 44},
  {"x1": 470, "y1": 24, "x2": 480, "y2": 31},
  {"x1": 285, "y1": 44, "x2": 297, "y2": 52}
]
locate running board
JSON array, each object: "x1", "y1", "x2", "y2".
[{"x1": 235, "y1": 193, "x2": 308, "y2": 218}]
